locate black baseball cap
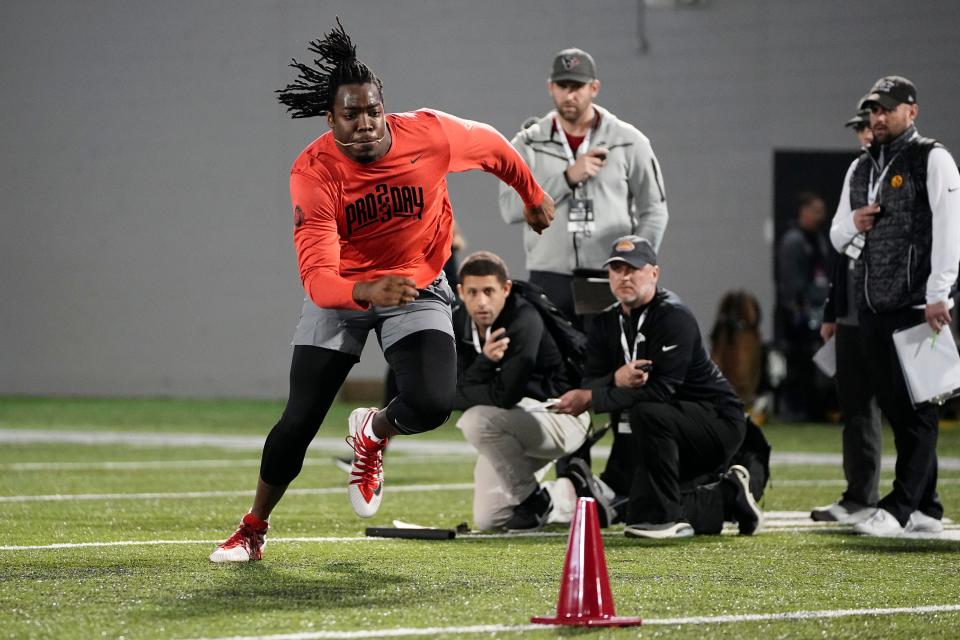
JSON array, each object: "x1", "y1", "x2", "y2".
[
  {"x1": 602, "y1": 235, "x2": 657, "y2": 269},
  {"x1": 859, "y1": 75, "x2": 917, "y2": 110},
  {"x1": 550, "y1": 48, "x2": 597, "y2": 83},
  {"x1": 844, "y1": 106, "x2": 871, "y2": 129}
]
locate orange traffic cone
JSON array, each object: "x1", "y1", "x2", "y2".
[{"x1": 531, "y1": 497, "x2": 643, "y2": 627}]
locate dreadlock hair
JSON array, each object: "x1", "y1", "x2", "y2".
[{"x1": 275, "y1": 18, "x2": 384, "y2": 119}]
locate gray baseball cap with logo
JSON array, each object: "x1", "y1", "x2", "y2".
[
  {"x1": 602, "y1": 235, "x2": 658, "y2": 269},
  {"x1": 550, "y1": 48, "x2": 597, "y2": 83}
]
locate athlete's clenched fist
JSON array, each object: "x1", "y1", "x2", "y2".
[
  {"x1": 353, "y1": 275, "x2": 419, "y2": 307},
  {"x1": 524, "y1": 192, "x2": 555, "y2": 234}
]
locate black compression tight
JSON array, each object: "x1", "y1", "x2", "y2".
[
  {"x1": 259, "y1": 330, "x2": 455, "y2": 486},
  {"x1": 259, "y1": 345, "x2": 356, "y2": 486},
  {"x1": 382, "y1": 329, "x2": 455, "y2": 435}
]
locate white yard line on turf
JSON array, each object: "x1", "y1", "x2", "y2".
[
  {"x1": 0, "y1": 482, "x2": 473, "y2": 503},
  {"x1": 6, "y1": 457, "x2": 960, "y2": 491},
  {"x1": 774, "y1": 478, "x2": 960, "y2": 486},
  {"x1": 4, "y1": 428, "x2": 960, "y2": 470},
  {"x1": 185, "y1": 604, "x2": 960, "y2": 639},
  {"x1": 0, "y1": 531, "x2": 570, "y2": 551},
  {"x1": 0, "y1": 429, "x2": 439, "y2": 454},
  {"x1": 5, "y1": 521, "x2": 960, "y2": 551},
  {"x1": 14, "y1": 485, "x2": 951, "y2": 510},
  {"x1": 0, "y1": 455, "x2": 472, "y2": 471}
]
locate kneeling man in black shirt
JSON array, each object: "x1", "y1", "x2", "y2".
[{"x1": 553, "y1": 236, "x2": 763, "y2": 538}]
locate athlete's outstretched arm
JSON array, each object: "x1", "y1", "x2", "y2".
[{"x1": 433, "y1": 110, "x2": 553, "y2": 233}]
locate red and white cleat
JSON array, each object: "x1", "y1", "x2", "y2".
[
  {"x1": 209, "y1": 512, "x2": 268, "y2": 563},
  {"x1": 346, "y1": 407, "x2": 388, "y2": 518}
]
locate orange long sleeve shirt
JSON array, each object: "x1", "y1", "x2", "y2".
[{"x1": 290, "y1": 109, "x2": 545, "y2": 310}]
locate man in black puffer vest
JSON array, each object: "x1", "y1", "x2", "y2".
[{"x1": 830, "y1": 76, "x2": 960, "y2": 537}]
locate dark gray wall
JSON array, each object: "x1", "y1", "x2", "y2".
[{"x1": 3, "y1": 0, "x2": 959, "y2": 397}]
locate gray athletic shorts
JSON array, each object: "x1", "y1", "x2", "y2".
[{"x1": 291, "y1": 272, "x2": 455, "y2": 356}]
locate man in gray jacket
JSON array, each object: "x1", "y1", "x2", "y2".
[{"x1": 499, "y1": 48, "x2": 669, "y2": 326}]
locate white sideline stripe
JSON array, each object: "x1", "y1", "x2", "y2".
[
  {"x1": 0, "y1": 531, "x2": 570, "y2": 551},
  {"x1": 0, "y1": 537, "x2": 373, "y2": 551},
  {"x1": 7, "y1": 521, "x2": 960, "y2": 551},
  {"x1": 0, "y1": 428, "x2": 443, "y2": 454},
  {"x1": 0, "y1": 455, "x2": 473, "y2": 472},
  {"x1": 0, "y1": 428, "x2": 486, "y2": 456},
  {"x1": 10, "y1": 459, "x2": 960, "y2": 488},
  {"x1": 5, "y1": 428, "x2": 960, "y2": 470},
  {"x1": 0, "y1": 482, "x2": 473, "y2": 503},
  {"x1": 186, "y1": 604, "x2": 960, "y2": 639},
  {"x1": 646, "y1": 603, "x2": 960, "y2": 627},
  {"x1": 771, "y1": 451, "x2": 960, "y2": 470},
  {"x1": 5, "y1": 488, "x2": 876, "y2": 506},
  {"x1": 775, "y1": 478, "x2": 960, "y2": 486}
]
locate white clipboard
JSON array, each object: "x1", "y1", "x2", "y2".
[
  {"x1": 813, "y1": 335, "x2": 837, "y2": 378},
  {"x1": 892, "y1": 323, "x2": 960, "y2": 406}
]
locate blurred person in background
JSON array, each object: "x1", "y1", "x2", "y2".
[
  {"x1": 810, "y1": 105, "x2": 881, "y2": 525},
  {"x1": 776, "y1": 191, "x2": 831, "y2": 421}
]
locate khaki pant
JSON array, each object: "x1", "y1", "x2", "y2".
[{"x1": 457, "y1": 400, "x2": 589, "y2": 530}]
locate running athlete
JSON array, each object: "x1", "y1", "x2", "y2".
[{"x1": 210, "y1": 20, "x2": 554, "y2": 562}]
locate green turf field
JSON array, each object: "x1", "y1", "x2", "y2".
[{"x1": 2, "y1": 396, "x2": 959, "y2": 639}]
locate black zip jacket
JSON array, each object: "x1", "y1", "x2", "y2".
[
  {"x1": 584, "y1": 288, "x2": 743, "y2": 422},
  {"x1": 453, "y1": 293, "x2": 571, "y2": 409}
]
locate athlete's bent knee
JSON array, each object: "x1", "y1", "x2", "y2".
[{"x1": 387, "y1": 391, "x2": 453, "y2": 435}]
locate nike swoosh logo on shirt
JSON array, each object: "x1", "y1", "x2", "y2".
[
  {"x1": 949, "y1": 187, "x2": 959, "y2": 192},
  {"x1": 662, "y1": 344, "x2": 678, "y2": 352},
  {"x1": 411, "y1": 153, "x2": 424, "y2": 164}
]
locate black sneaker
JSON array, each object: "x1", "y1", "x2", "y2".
[
  {"x1": 724, "y1": 464, "x2": 763, "y2": 535},
  {"x1": 504, "y1": 487, "x2": 553, "y2": 532},
  {"x1": 563, "y1": 458, "x2": 616, "y2": 528}
]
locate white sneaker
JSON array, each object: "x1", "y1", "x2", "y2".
[
  {"x1": 853, "y1": 508, "x2": 904, "y2": 537},
  {"x1": 844, "y1": 506, "x2": 876, "y2": 525},
  {"x1": 543, "y1": 478, "x2": 577, "y2": 525},
  {"x1": 904, "y1": 511, "x2": 943, "y2": 534},
  {"x1": 810, "y1": 501, "x2": 850, "y2": 522},
  {"x1": 810, "y1": 501, "x2": 874, "y2": 524},
  {"x1": 624, "y1": 522, "x2": 694, "y2": 539},
  {"x1": 209, "y1": 513, "x2": 268, "y2": 563},
  {"x1": 345, "y1": 408, "x2": 388, "y2": 518}
]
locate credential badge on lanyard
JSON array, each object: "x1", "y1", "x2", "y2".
[
  {"x1": 619, "y1": 309, "x2": 648, "y2": 365},
  {"x1": 559, "y1": 119, "x2": 596, "y2": 235},
  {"x1": 471, "y1": 322, "x2": 493, "y2": 355},
  {"x1": 616, "y1": 308, "x2": 647, "y2": 436}
]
